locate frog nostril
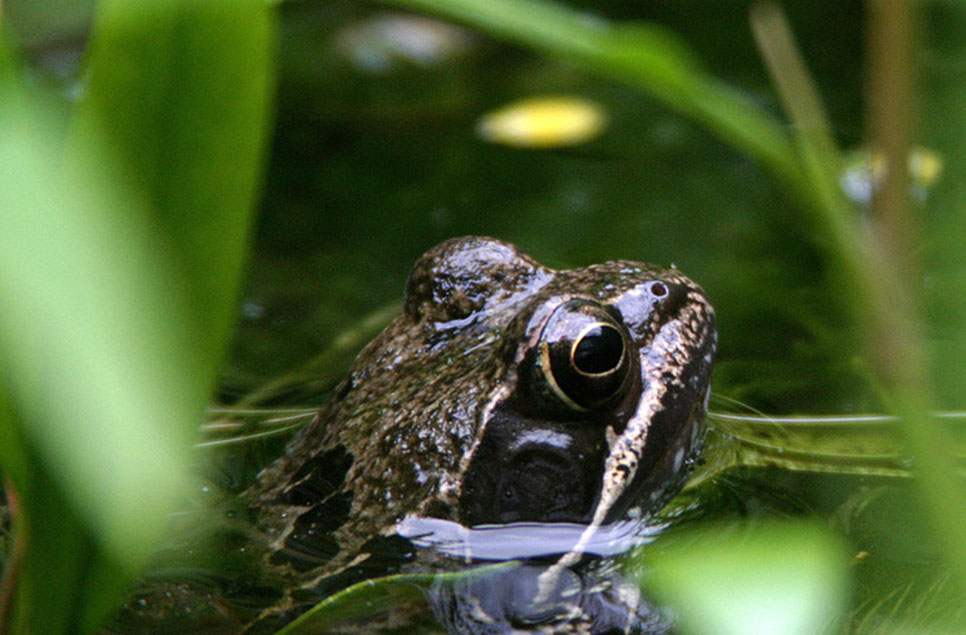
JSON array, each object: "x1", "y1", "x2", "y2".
[{"x1": 649, "y1": 281, "x2": 668, "y2": 297}]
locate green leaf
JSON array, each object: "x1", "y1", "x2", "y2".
[
  {"x1": 0, "y1": 0, "x2": 274, "y2": 630},
  {"x1": 275, "y1": 574, "x2": 428, "y2": 634},
  {"x1": 275, "y1": 562, "x2": 519, "y2": 634},
  {"x1": 0, "y1": 62, "x2": 170, "y2": 633},
  {"x1": 68, "y1": 0, "x2": 276, "y2": 376},
  {"x1": 642, "y1": 522, "x2": 849, "y2": 635}
]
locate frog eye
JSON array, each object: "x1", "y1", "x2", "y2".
[{"x1": 534, "y1": 299, "x2": 633, "y2": 411}]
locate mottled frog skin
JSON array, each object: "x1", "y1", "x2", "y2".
[{"x1": 116, "y1": 236, "x2": 716, "y2": 633}]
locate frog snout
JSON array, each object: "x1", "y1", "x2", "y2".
[
  {"x1": 496, "y1": 447, "x2": 588, "y2": 522},
  {"x1": 458, "y1": 440, "x2": 602, "y2": 525}
]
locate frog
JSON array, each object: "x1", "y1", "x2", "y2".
[{"x1": 112, "y1": 235, "x2": 716, "y2": 634}]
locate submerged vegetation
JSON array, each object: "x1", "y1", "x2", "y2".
[{"x1": 1, "y1": 0, "x2": 966, "y2": 633}]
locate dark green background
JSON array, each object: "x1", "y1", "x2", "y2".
[{"x1": 226, "y1": 1, "x2": 872, "y2": 417}]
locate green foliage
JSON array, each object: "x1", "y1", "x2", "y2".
[
  {"x1": 642, "y1": 522, "x2": 850, "y2": 635},
  {"x1": 0, "y1": 0, "x2": 274, "y2": 631},
  {"x1": 275, "y1": 563, "x2": 519, "y2": 634}
]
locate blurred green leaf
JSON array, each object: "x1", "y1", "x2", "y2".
[
  {"x1": 68, "y1": 0, "x2": 275, "y2": 378},
  {"x1": 0, "y1": 54, "x2": 171, "y2": 633},
  {"x1": 643, "y1": 522, "x2": 849, "y2": 635},
  {"x1": 0, "y1": 0, "x2": 274, "y2": 631}
]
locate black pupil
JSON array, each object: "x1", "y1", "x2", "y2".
[{"x1": 572, "y1": 325, "x2": 623, "y2": 374}]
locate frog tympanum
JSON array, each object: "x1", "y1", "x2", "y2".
[{"x1": 113, "y1": 236, "x2": 716, "y2": 634}]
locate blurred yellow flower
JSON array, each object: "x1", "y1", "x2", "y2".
[{"x1": 476, "y1": 96, "x2": 608, "y2": 148}]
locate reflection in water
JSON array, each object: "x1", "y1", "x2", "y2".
[
  {"x1": 429, "y1": 562, "x2": 671, "y2": 635},
  {"x1": 398, "y1": 516, "x2": 661, "y2": 560},
  {"x1": 399, "y1": 517, "x2": 672, "y2": 634}
]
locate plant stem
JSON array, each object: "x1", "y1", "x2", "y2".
[
  {"x1": 865, "y1": 0, "x2": 966, "y2": 593},
  {"x1": 0, "y1": 480, "x2": 24, "y2": 634},
  {"x1": 867, "y1": 0, "x2": 918, "y2": 268}
]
